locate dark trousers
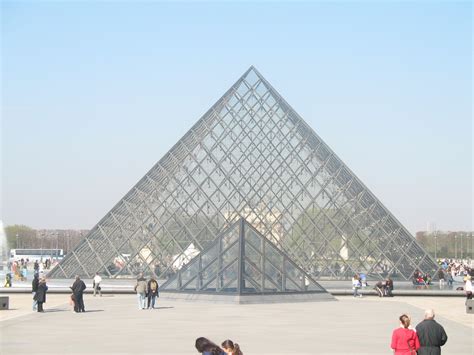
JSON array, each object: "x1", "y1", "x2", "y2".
[
  {"x1": 74, "y1": 293, "x2": 85, "y2": 312},
  {"x1": 37, "y1": 302, "x2": 44, "y2": 312},
  {"x1": 147, "y1": 292, "x2": 157, "y2": 308}
]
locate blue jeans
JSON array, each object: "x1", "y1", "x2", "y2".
[
  {"x1": 148, "y1": 295, "x2": 157, "y2": 309},
  {"x1": 137, "y1": 293, "x2": 146, "y2": 309},
  {"x1": 32, "y1": 292, "x2": 37, "y2": 310}
]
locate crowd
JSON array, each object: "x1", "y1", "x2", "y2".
[
  {"x1": 4, "y1": 258, "x2": 56, "y2": 287},
  {"x1": 437, "y1": 259, "x2": 473, "y2": 287}
]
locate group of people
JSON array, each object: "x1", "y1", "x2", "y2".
[
  {"x1": 4, "y1": 259, "x2": 55, "y2": 287},
  {"x1": 195, "y1": 337, "x2": 243, "y2": 355},
  {"x1": 391, "y1": 309, "x2": 447, "y2": 355},
  {"x1": 412, "y1": 270, "x2": 432, "y2": 286},
  {"x1": 30, "y1": 274, "x2": 90, "y2": 313},
  {"x1": 374, "y1": 278, "x2": 394, "y2": 297},
  {"x1": 134, "y1": 273, "x2": 160, "y2": 309},
  {"x1": 31, "y1": 274, "x2": 48, "y2": 312},
  {"x1": 437, "y1": 258, "x2": 473, "y2": 288}
]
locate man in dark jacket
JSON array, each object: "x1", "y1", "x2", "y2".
[
  {"x1": 415, "y1": 309, "x2": 448, "y2": 355},
  {"x1": 35, "y1": 278, "x2": 48, "y2": 312},
  {"x1": 70, "y1": 275, "x2": 87, "y2": 313},
  {"x1": 32, "y1": 274, "x2": 39, "y2": 311}
]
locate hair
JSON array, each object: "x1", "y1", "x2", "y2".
[
  {"x1": 424, "y1": 309, "x2": 435, "y2": 319},
  {"x1": 399, "y1": 314, "x2": 410, "y2": 328},
  {"x1": 222, "y1": 340, "x2": 243, "y2": 355},
  {"x1": 195, "y1": 337, "x2": 224, "y2": 355}
]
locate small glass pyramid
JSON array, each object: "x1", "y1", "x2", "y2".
[{"x1": 160, "y1": 218, "x2": 327, "y2": 294}]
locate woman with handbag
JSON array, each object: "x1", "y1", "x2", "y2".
[{"x1": 391, "y1": 314, "x2": 420, "y2": 355}]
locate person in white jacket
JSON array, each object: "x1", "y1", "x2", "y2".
[
  {"x1": 464, "y1": 275, "x2": 472, "y2": 305},
  {"x1": 93, "y1": 272, "x2": 102, "y2": 297}
]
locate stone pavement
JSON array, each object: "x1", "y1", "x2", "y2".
[{"x1": 0, "y1": 294, "x2": 472, "y2": 354}]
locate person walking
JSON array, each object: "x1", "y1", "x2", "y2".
[
  {"x1": 70, "y1": 275, "x2": 87, "y2": 313},
  {"x1": 32, "y1": 273, "x2": 39, "y2": 311},
  {"x1": 390, "y1": 314, "x2": 420, "y2": 355},
  {"x1": 352, "y1": 274, "x2": 362, "y2": 297},
  {"x1": 134, "y1": 273, "x2": 147, "y2": 310},
  {"x1": 464, "y1": 275, "x2": 473, "y2": 305},
  {"x1": 437, "y1": 269, "x2": 445, "y2": 288},
  {"x1": 147, "y1": 277, "x2": 159, "y2": 309},
  {"x1": 33, "y1": 261, "x2": 39, "y2": 276},
  {"x1": 35, "y1": 278, "x2": 48, "y2": 313},
  {"x1": 93, "y1": 272, "x2": 102, "y2": 297},
  {"x1": 415, "y1": 309, "x2": 448, "y2": 355}
]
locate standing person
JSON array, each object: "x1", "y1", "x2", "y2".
[
  {"x1": 195, "y1": 337, "x2": 226, "y2": 355},
  {"x1": 70, "y1": 275, "x2": 87, "y2": 313},
  {"x1": 93, "y1": 272, "x2": 102, "y2": 297},
  {"x1": 437, "y1": 269, "x2": 445, "y2": 288},
  {"x1": 35, "y1": 278, "x2": 48, "y2": 313},
  {"x1": 134, "y1": 273, "x2": 147, "y2": 310},
  {"x1": 33, "y1": 261, "x2": 39, "y2": 276},
  {"x1": 464, "y1": 275, "x2": 473, "y2": 305},
  {"x1": 21, "y1": 264, "x2": 28, "y2": 281},
  {"x1": 4, "y1": 273, "x2": 12, "y2": 287},
  {"x1": 147, "y1": 277, "x2": 159, "y2": 309},
  {"x1": 221, "y1": 339, "x2": 243, "y2": 355},
  {"x1": 415, "y1": 309, "x2": 448, "y2": 355},
  {"x1": 390, "y1": 314, "x2": 420, "y2": 355},
  {"x1": 32, "y1": 274, "x2": 39, "y2": 311},
  {"x1": 352, "y1": 274, "x2": 362, "y2": 297}
]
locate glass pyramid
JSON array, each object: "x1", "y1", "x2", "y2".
[
  {"x1": 49, "y1": 66, "x2": 438, "y2": 281},
  {"x1": 160, "y1": 218, "x2": 327, "y2": 294}
]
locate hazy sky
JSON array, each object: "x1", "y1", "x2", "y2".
[{"x1": 1, "y1": 1, "x2": 472, "y2": 235}]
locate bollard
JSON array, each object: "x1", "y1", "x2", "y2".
[
  {"x1": 0, "y1": 296, "x2": 9, "y2": 310},
  {"x1": 466, "y1": 299, "x2": 473, "y2": 314}
]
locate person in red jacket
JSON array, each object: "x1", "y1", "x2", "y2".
[{"x1": 391, "y1": 314, "x2": 420, "y2": 355}]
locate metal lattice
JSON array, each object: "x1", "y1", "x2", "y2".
[
  {"x1": 161, "y1": 218, "x2": 327, "y2": 294},
  {"x1": 49, "y1": 66, "x2": 438, "y2": 281}
]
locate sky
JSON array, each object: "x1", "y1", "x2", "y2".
[{"x1": 1, "y1": 1, "x2": 472, "y2": 235}]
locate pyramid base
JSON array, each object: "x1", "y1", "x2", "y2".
[{"x1": 159, "y1": 291, "x2": 336, "y2": 304}]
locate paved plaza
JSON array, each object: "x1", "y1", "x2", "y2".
[{"x1": 0, "y1": 293, "x2": 472, "y2": 354}]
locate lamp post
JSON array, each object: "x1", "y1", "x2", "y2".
[
  {"x1": 460, "y1": 233, "x2": 463, "y2": 260},
  {"x1": 471, "y1": 232, "x2": 473, "y2": 260},
  {"x1": 454, "y1": 234, "x2": 457, "y2": 259},
  {"x1": 16, "y1": 233, "x2": 19, "y2": 249},
  {"x1": 434, "y1": 231, "x2": 438, "y2": 261}
]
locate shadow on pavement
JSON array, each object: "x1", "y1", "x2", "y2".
[{"x1": 43, "y1": 309, "x2": 68, "y2": 313}]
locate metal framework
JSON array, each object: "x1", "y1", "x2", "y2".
[
  {"x1": 49, "y1": 66, "x2": 438, "y2": 280},
  {"x1": 161, "y1": 218, "x2": 326, "y2": 294}
]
